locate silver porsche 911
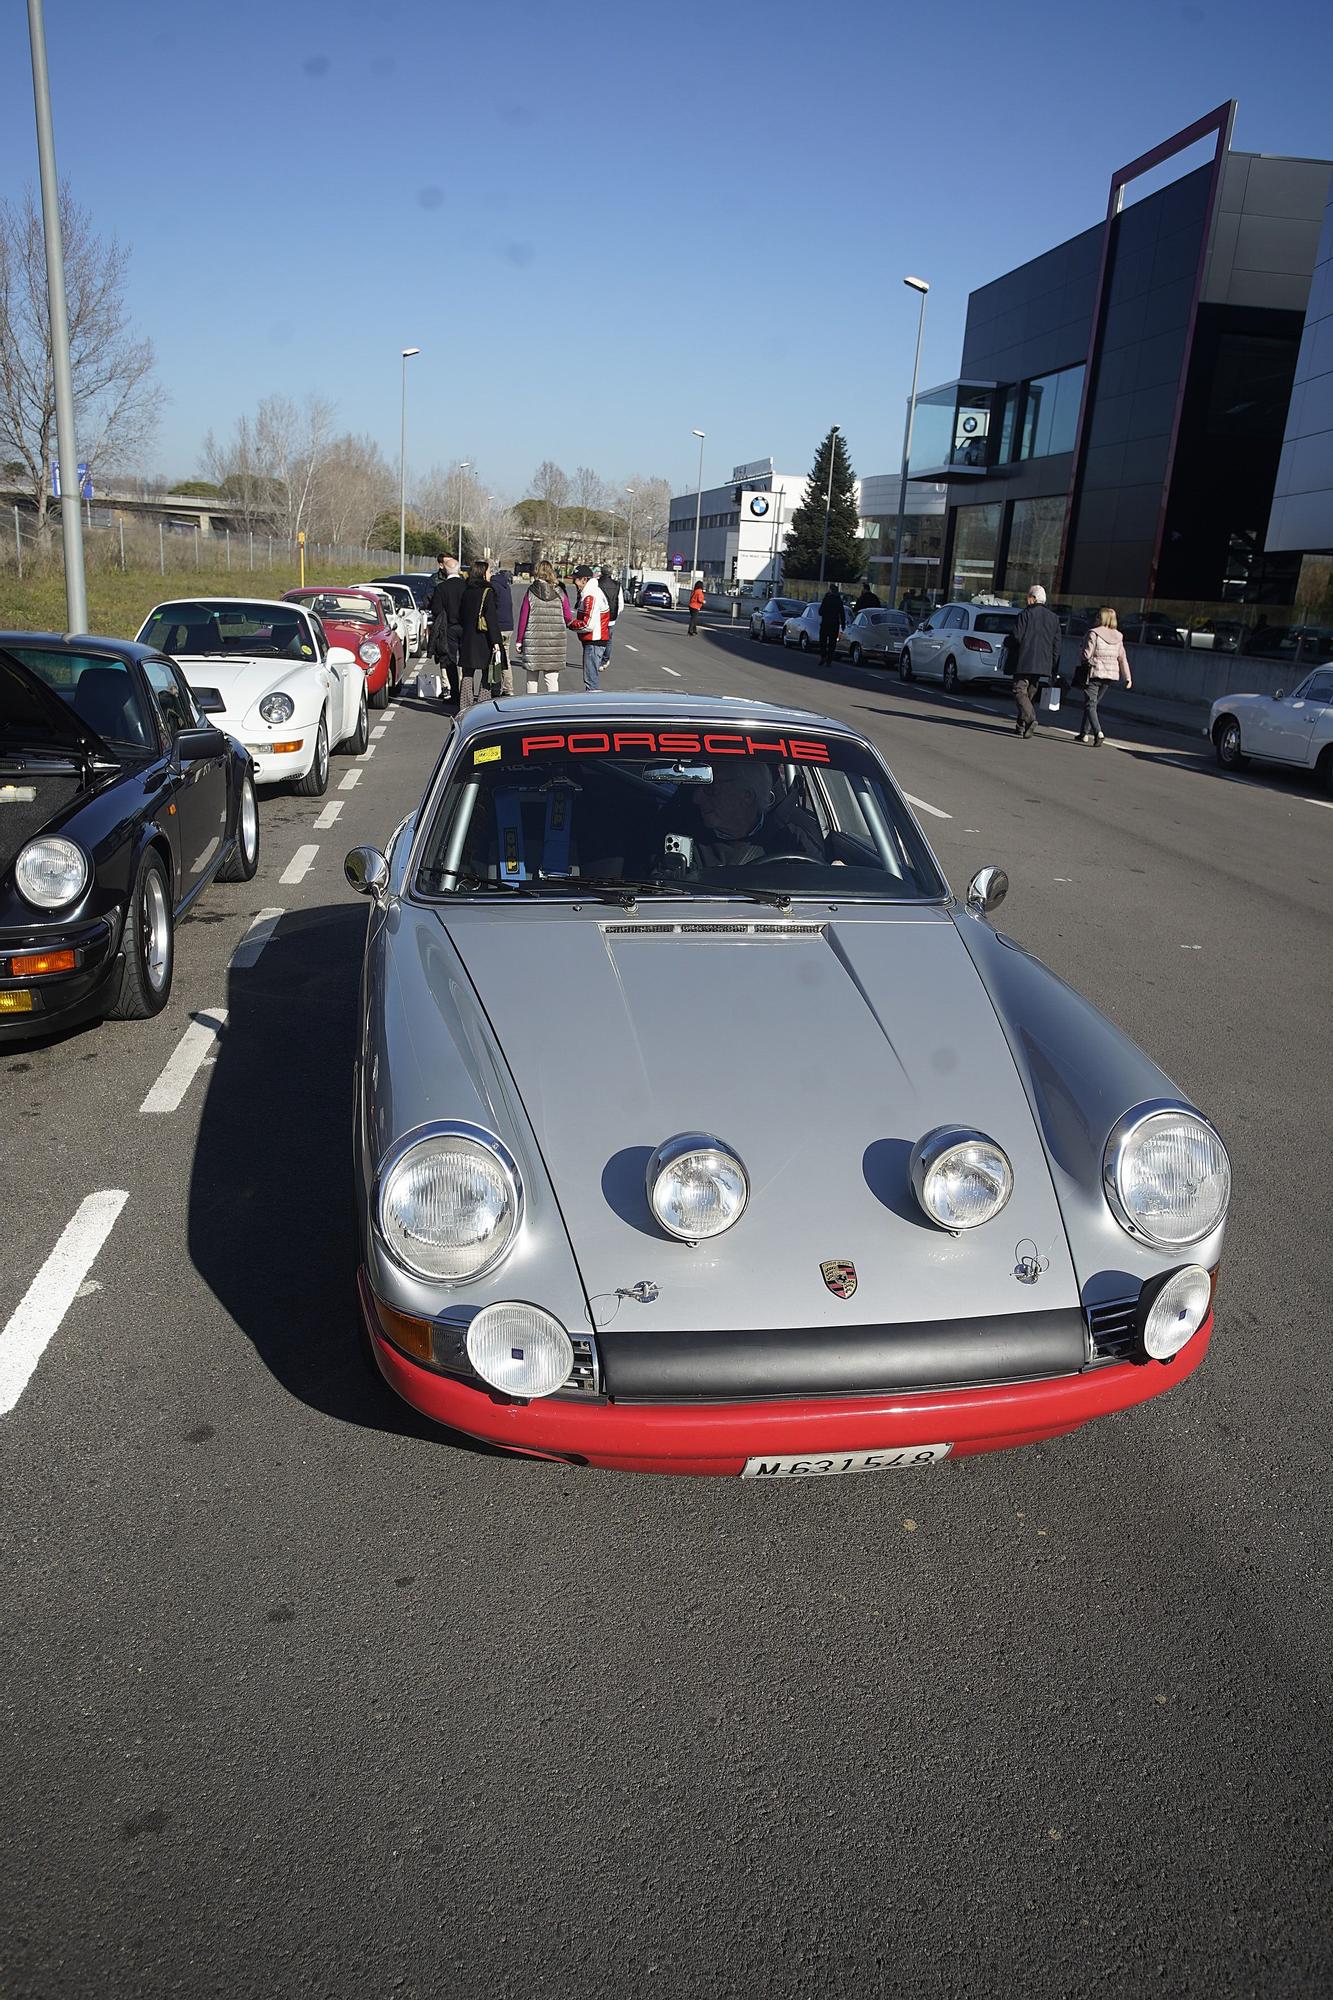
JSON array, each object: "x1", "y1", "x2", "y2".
[{"x1": 345, "y1": 694, "x2": 1231, "y2": 1479}]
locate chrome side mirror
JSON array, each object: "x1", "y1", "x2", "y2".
[
  {"x1": 967, "y1": 866, "x2": 1008, "y2": 915},
  {"x1": 345, "y1": 846, "x2": 389, "y2": 897}
]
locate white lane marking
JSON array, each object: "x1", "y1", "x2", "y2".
[
  {"x1": 371, "y1": 725, "x2": 387, "y2": 740},
  {"x1": 280, "y1": 844, "x2": 319, "y2": 885},
  {"x1": 904, "y1": 792, "x2": 952, "y2": 820},
  {"x1": 1305, "y1": 795, "x2": 1333, "y2": 812},
  {"x1": 1181, "y1": 944, "x2": 1203, "y2": 950},
  {"x1": 0, "y1": 1191, "x2": 128, "y2": 1414},
  {"x1": 357, "y1": 743, "x2": 376, "y2": 761},
  {"x1": 1054, "y1": 877, "x2": 1072, "y2": 882},
  {"x1": 661, "y1": 665, "x2": 682, "y2": 678},
  {"x1": 624, "y1": 644, "x2": 639, "y2": 653},
  {"x1": 339, "y1": 769, "x2": 362, "y2": 791},
  {"x1": 139, "y1": 1010, "x2": 227, "y2": 1115},
  {"x1": 313, "y1": 802, "x2": 344, "y2": 829},
  {"x1": 230, "y1": 908, "x2": 284, "y2": 969}
]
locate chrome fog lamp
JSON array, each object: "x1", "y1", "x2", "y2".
[
  {"x1": 258, "y1": 692, "x2": 295, "y2": 725},
  {"x1": 15, "y1": 835, "x2": 89, "y2": 910},
  {"x1": 911, "y1": 1126, "x2": 1014, "y2": 1230},
  {"x1": 647, "y1": 1133, "x2": 749, "y2": 1242},
  {"x1": 1104, "y1": 1104, "x2": 1230, "y2": 1248},
  {"x1": 1137, "y1": 1265, "x2": 1213, "y2": 1361},
  {"x1": 376, "y1": 1124, "x2": 521, "y2": 1282},
  {"x1": 466, "y1": 1302, "x2": 573, "y2": 1398}
]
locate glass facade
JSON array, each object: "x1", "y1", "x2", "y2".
[
  {"x1": 1004, "y1": 497, "x2": 1066, "y2": 595},
  {"x1": 1016, "y1": 365, "x2": 1085, "y2": 460},
  {"x1": 909, "y1": 384, "x2": 998, "y2": 476},
  {"x1": 950, "y1": 504, "x2": 1002, "y2": 593}
]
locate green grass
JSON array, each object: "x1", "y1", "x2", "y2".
[{"x1": 0, "y1": 564, "x2": 307, "y2": 641}]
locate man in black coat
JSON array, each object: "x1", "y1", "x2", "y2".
[
  {"x1": 427, "y1": 555, "x2": 467, "y2": 706},
  {"x1": 818, "y1": 585, "x2": 845, "y2": 667},
  {"x1": 1008, "y1": 583, "x2": 1063, "y2": 736},
  {"x1": 854, "y1": 583, "x2": 882, "y2": 611}
]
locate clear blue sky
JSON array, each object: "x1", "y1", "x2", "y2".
[{"x1": 2, "y1": 0, "x2": 1330, "y2": 501}]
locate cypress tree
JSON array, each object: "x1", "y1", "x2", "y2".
[{"x1": 782, "y1": 428, "x2": 865, "y2": 583}]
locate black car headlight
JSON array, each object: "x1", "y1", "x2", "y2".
[
  {"x1": 376, "y1": 1124, "x2": 522, "y2": 1281},
  {"x1": 1104, "y1": 1103, "x2": 1230, "y2": 1247},
  {"x1": 15, "y1": 836, "x2": 90, "y2": 911}
]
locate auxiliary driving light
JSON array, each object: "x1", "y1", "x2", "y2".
[
  {"x1": 911, "y1": 1127, "x2": 1014, "y2": 1230},
  {"x1": 1137, "y1": 1265, "x2": 1213, "y2": 1361},
  {"x1": 647, "y1": 1133, "x2": 749, "y2": 1242},
  {"x1": 465, "y1": 1302, "x2": 573, "y2": 1398}
]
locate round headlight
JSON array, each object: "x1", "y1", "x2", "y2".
[
  {"x1": 647, "y1": 1133, "x2": 748, "y2": 1242},
  {"x1": 1104, "y1": 1105, "x2": 1230, "y2": 1247},
  {"x1": 359, "y1": 642, "x2": 382, "y2": 666},
  {"x1": 1140, "y1": 1265, "x2": 1212, "y2": 1361},
  {"x1": 259, "y1": 692, "x2": 295, "y2": 724},
  {"x1": 911, "y1": 1126, "x2": 1014, "y2": 1230},
  {"x1": 466, "y1": 1302, "x2": 573, "y2": 1398},
  {"x1": 377, "y1": 1127, "x2": 521, "y2": 1281},
  {"x1": 15, "y1": 836, "x2": 89, "y2": 911}
]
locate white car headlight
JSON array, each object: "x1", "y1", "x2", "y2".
[
  {"x1": 377, "y1": 1126, "x2": 521, "y2": 1281},
  {"x1": 359, "y1": 642, "x2": 382, "y2": 667},
  {"x1": 1139, "y1": 1265, "x2": 1213, "y2": 1361},
  {"x1": 911, "y1": 1126, "x2": 1014, "y2": 1230},
  {"x1": 259, "y1": 693, "x2": 294, "y2": 725},
  {"x1": 1104, "y1": 1104, "x2": 1230, "y2": 1247},
  {"x1": 466, "y1": 1302, "x2": 573, "y2": 1398},
  {"x1": 647, "y1": 1133, "x2": 748, "y2": 1241},
  {"x1": 15, "y1": 836, "x2": 90, "y2": 910}
]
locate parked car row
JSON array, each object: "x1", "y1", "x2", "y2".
[{"x1": 750, "y1": 596, "x2": 1015, "y2": 688}]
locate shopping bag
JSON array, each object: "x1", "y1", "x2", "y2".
[
  {"x1": 1038, "y1": 682, "x2": 1062, "y2": 718},
  {"x1": 417, "y1": 666, "x2": 442, "y2": 702}
]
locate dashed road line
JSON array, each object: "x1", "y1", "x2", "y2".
[
  {"x1": 339, "y1": 769, "x2": 362, "y2": 791},
  {"x1": 280, "y1": 844, "x2": 319, "y2": 885},
  {"x1": 357, "y1": 743, "x2": 376, "y2": 761},
  {"x1": 371, "y1": 725, "x2": 387, "y2": 740},
  {"x1": 313, "y1": 802, "x2": 344, "y2": 829},
  {"x1": 0, "y1": 1190, "x2": 129, "y2": 1414},
  {"x1": 230, "y1": 908, "x2": 284, "y2": 969},
  {"x1": 661, "y1": 665, "x2": 682, "y2": 678},
  {"x1": 624, "y1": 644, "x2": 639, "y2": 653},
  {"x1": 139, "y1": 1010, "x2": 228, "y2": 1116},
  {"x1": 904, "y1": 792, "x2": 952, "y2": 820}
]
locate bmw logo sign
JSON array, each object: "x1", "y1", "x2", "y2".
[
  {"x1": 961, "y1": 415, "x2": 979, "y2": 434},
  {"x1": 749, "y1": 495, "x2": 770, "y2": 516}
]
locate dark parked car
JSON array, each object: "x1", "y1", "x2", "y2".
[
  {"x1": 0, "y1": 634, "x2": 258, "y2": 1039},
  {"x1": 639, "y1": 583, "x2": 675, "y2": 610},
  {"x1": 372, "y1": 572, "x2": 436, "y2": 612},
  {"x1": 1119, "y1": 612, "x2": 1185, "y2": 648}
]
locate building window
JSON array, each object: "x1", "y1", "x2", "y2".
[
  {"x1": 1004, "y1": 497, "x2": 1066, "y2": 596},
  {"x1": 1016, "y1": 364, "x2": 1085, "y2": 461},
  {"x1": 950, "y1": 503, "x2": 1002, "y2": 593}
]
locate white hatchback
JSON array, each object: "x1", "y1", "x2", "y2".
[{"x1": 900, "y1": 603, "x2": 1020, "y2": 690}]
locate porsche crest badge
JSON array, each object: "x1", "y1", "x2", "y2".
[{"x1": 820, "y1": 1259, "x2": 858, "y2": 1300}]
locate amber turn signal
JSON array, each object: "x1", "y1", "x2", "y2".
[
  {"x1": 270, "y1": 740, "x2": 303, "y2": 754},
  {"x1": 368, "y1": 1293, "x2": 434, "y2": 1364},
  {"x1": 0, "y1": 990, "x2": 34, "y2": 1013},
  {"x1": 10, "y1": 949, "x2": 77, "y2": 977}
]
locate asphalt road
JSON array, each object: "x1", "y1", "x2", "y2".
[{"x1": 3, "y1": 607, "x2": 1330, "y2": 1998}]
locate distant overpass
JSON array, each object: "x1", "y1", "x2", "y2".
[{"x1": 1, "y1": 482, "x2": 250, "y2": 536}]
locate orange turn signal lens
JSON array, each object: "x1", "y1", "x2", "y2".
[
  {"x1": 11, "y1": 949, "x2": 77, "y2": 977},
  {"x1": 369, "y1": 1294, "x2": 435, "y2": 1364},
  {"x1": 0, "y1": 990, "x2": 34, "y2": 1013},
  {"x1": 271, "y1": 739, "x2": 303, "y2": 754}
]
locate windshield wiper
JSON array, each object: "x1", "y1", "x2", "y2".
[{"x1": 565, "y1": 876, "x2": 798, "y2": 912}]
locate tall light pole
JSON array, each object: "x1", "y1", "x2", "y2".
[
  {"x1": 818, "y1": 423, "x2": 841, "y2": 585},
  {"x1": 454, "y1": 459, "x2": 471, "y2": 563},
  {"x1": 398, "y1": 346, "x2": 420, "y2": 571},
  {"x1": 624, "y1": 486, "x2": 636, "y2": 581},
  {"x1": 888, "y1": 275, "x2": 930, "y2": 615},
  {"x1": 26, "y1": 0, "x2": 86, "y2": 631},
  {"x1": 690, "y1": 429, "x2": 705, "y2": 581}
]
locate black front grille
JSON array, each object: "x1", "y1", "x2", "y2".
[
  {"x1": 557, "y1": 1334, "x2": 602, "y2": 1398},
  {"x1": 1087, "y1": 1297, "x2": 1141, "y2": 1364}
]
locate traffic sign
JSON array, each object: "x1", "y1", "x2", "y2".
[{"x1": 50, "y1": 460, "x2": 93, "y2": 500}]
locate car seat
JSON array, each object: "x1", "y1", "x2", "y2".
[{"x1": 71, "y1": 666, "x2": 149, "y2": 746}]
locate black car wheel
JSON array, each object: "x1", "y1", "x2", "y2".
[
  {"x1": 1214, "y1": 717, "x2": 1247, "y2": 770},
  {"x1": 943, "y1": 658, "x2": 959, "y2": 692},
  {"x1": 799, "y1": 632, "x2": 811, "y2": 653},
  {"x1": 371, "y1": 666, "x2": 391, "y2": 710},
  {"x1": 848, "y1": 643, "x2": 863, "y2": 665},
  {"x1": 219, "y1": 770, "x2": 260, "y2": 881},
  {"x1": 295, "y1": 712, "x2": 330, "y2": 796},
  {"x1": 347, "y1": 685, "x2": 370, "y2": 754},
  {"x1": 108, "y1": 850, "x2": 174, "y2": 1021},
  {"x1": 900, "y1": 650, "x2": 915, "y2": 681},
  {"x1": 1317, "y1": 745, "x2": 1333, "y2": 795}
]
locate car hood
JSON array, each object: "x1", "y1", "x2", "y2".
[
  {"x1": 447, "y1": 905, "x2": 1081, "y2": 1330},
  {"x1": 0, "y1": 646, "x2": 116, "y2": 762},
  {"x1": 176, "y1": 656, "x2": 311, "y2": 719}
]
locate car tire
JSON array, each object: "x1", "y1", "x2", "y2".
[
  {"x1": 1214, "y1": 717, "x2": 1247, "y2": 770},
  {"x1": 108, "y1": 850, "x2": 174, "y2": 1021},
  {"x1": 900, "y1": 650, "x2": 915, "y2": 681},
  {"x1": 943, "y1": 658, "x2": 959, "y2": 692},
  {"x1": 799, "y1": 632, "x2": 811, "y2": 653},
  {"x1": 295, "y1": 710, "x2": 330, "y2": 796},
  {"x1": 750, "y1": 618, "x2": 761, "y2": 640},
  {"x1": 371, "y1": 667, "x2": 391, "y2": 710},
  {"x1": 345, "y1": 685, "x2": 370, "y2": 754},
  {"x1": 219, "y1": 769, "x2": 260, "y2": 882},
  {"x1": 849, "y1": 644, "x2": 863, "y2": 665}
]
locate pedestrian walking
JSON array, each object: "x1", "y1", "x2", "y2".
[
  {"x1": 1075, "y1": 607, "x2": 1133, "y2": 745},
  {"x1": 688, "y1": 580, "x2": 706, "y2": 635},
  {"x1": 571, "y1": 564, "x2": 611, "y2": 690},
  {"x1": 599, "y1": 567, "x2": 622, "y2": 660},
  {"x1": 818, "y1": 584, "x2": 845, "y2": 666},
  {"x1": 1009, "y1": 583, "x2": 1063, "y2": 736},
  {"x1": 517, "y1": 561, "x2": 572, "y2": 694},
  {"x1": 427, "y1": 554, "x2": 466, "y2": 706},
  {"x1": 490, "y1": 565, "x2": 517, "y2": 697},
  {"x1": 456, "y1": 559, "x2": 505, "y2": 709}
]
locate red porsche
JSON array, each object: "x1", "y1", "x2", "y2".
[{"x1": 283, "y1": 587, "x2": 404, "y2": 708}]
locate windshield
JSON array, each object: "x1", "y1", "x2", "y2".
[
  {"x1": 4, "y1": 646, "x2": 154, "y2": 751},
  {"x1": 415, "y1": 722, "x2": 946, "y2": 903},
  {"x1": 297, "y1": 592, "x2": 379, "y2": 624},
  {"x1": 139, "y1": 601, "x2": 316, "y2": 660}
]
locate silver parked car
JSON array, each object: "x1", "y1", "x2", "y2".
[
  {"x1": 345, "y1": 693, "x2": 1231, "y2": 1479},
  {"x1": 749, "y1": 596, "x2": 807, "y2": 642},
  {"x1": 900, "y1": 603, "x2": 1021, "y2": 690},
  {"x1": 843, "y1": 608, "x2": 913, "y2": 667}
]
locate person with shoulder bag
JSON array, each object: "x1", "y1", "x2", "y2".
[
  {"x1": 1076, "y1": 607, "x2": 1133, "y2": 745},
  {"x1": 516, "y1": 561, "x2": 572, "y2": 694},
  {"x1": 456, "y1": 559, "x2": 505, "y2": 709}
]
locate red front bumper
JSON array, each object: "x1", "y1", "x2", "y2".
[{"x1": 360, "y1": 1273, "x2": 1213, "y2": 1477}]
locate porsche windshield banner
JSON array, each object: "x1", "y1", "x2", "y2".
[{"x1": 477, "y1": 730, "x2": 834, "y2": 764}]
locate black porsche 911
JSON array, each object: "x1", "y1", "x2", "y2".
[{"x1": 0, "y1": 632, "x2": 259, "y2": 1039}]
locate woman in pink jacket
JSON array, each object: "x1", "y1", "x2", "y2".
[{"x1": 1076, "y1": 608, "x2": 1133, "y2": 745}]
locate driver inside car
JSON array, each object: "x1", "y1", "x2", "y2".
[{"x1": 669, "y1": 765, "x2": 825, "y2": 871}]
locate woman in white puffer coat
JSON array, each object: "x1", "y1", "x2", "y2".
[{"x1": 1077, "y1": 607, "x2": 1133, "y2": 745}]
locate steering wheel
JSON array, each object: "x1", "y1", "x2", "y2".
[{"x1": 746, "y1": 850, "x2": 822, "y2": 865}]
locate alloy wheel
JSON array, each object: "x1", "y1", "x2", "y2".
[{"x1": 142, "y1": 868, "x2": 171, "y2": 992}]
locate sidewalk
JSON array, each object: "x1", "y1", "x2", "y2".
[{"x1": 1085, "y1": 684, "x2": 1208, "y2": 741}]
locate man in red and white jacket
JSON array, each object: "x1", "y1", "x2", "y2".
[{"x1": 570, "y1": 565, "x2": 611, "y2": 691}]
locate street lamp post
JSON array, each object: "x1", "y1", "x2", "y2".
[
  {"x1": 690, "y1": 429, "x2": 705, "y2": 581},
  {"x1": 888, "y1": 275, "x2": 929, "y2": 615},
  {"x1": 26, "y1": 0, "x2": 86, "y2": 632},
  {"x1": 624, "y1": 486, "x2": 636, "y2": 582},
  {"x1": 398, "y1": 346, "x2": 420, "y2": 571},
  {"x1": 454, "y1": 460, "x2": 472, "y2": 563},
  {"x1": 818, "y1": 423, "x2": 841, "y2": 585}
]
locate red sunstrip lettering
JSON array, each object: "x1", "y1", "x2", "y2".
[
  {"x1": 788, "y1": 738, "x2": 831, "y2": 763},
  {"x1": 744, "y1": 737, "x2": 789, "y2": 757},
  {"x1": 612, "y1": 732, "x2": 659, "y2": 752},
  {"x1": 702, "y1": 734, "x2": 745, "y2": 755},
  {"x1": 521, "y1": 735, "x2": 565, "y2": 757},
  {"x1": 656, "y1": 732, "x2": 701, "y2": 754},
  {"x1": 567, "y1": 732, "x2": 611, "y2": 755}
]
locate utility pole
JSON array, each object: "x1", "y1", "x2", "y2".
[
  {"x1": 26, "y1": 0, "x2": 87, "y2": 630},
  {"x1": 398, "y1": 347, "x2": 420, "y2": 569},
  {"x1": 624, "y1": 487, "x2": 636, "y2": 582},
  {"x1": 818, "y1": 425, "x2": 841, "y2": 585},
  {"x1": 690, "y1": 430, "x2": 705, "y2": 580},
  {"x1": 889, "y1": 276, "x2": 930, "y2": 614}
]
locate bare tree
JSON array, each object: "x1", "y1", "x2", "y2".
[
  {"x1": 529, "y1": 459, "x2": 569, "y2": 556},
  {"x1": 309, "y1": 432, "x2": 395, "y2": 548},
  {"x1": 572, "y1": 464, "x2": 604, "y2": 543},
  {"x1": 0, "y1": 185, "x2": 157, "y2": 532},
  {"x1": 623, "y1": 474, "x2": 672, "y2": 565},
  {"x1": 201, "y1": 394, "x2": 335, "y2": 541}
]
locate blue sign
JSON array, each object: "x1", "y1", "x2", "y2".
[{"x1": 50, "y1": 461, "x2": 92, "y2": 500}]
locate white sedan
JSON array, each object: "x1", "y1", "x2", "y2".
[
  {"x1": 137, "y1": 597, "x2": 368, "y2": 796},
  {"x1": 356, "y1": 581, "x2": 423, "y2": 659},
  {"x1": 1208, "y1": 666, "x2": 1333, "y2": 790}
]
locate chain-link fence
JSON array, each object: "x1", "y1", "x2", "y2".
[{"x1": 0, "y1": 503, "x2": 409, "y2": 582}]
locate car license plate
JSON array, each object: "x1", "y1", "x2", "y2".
[{"x1": 741, "y1": 1444, "x2": 952, "y2": 1479}]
